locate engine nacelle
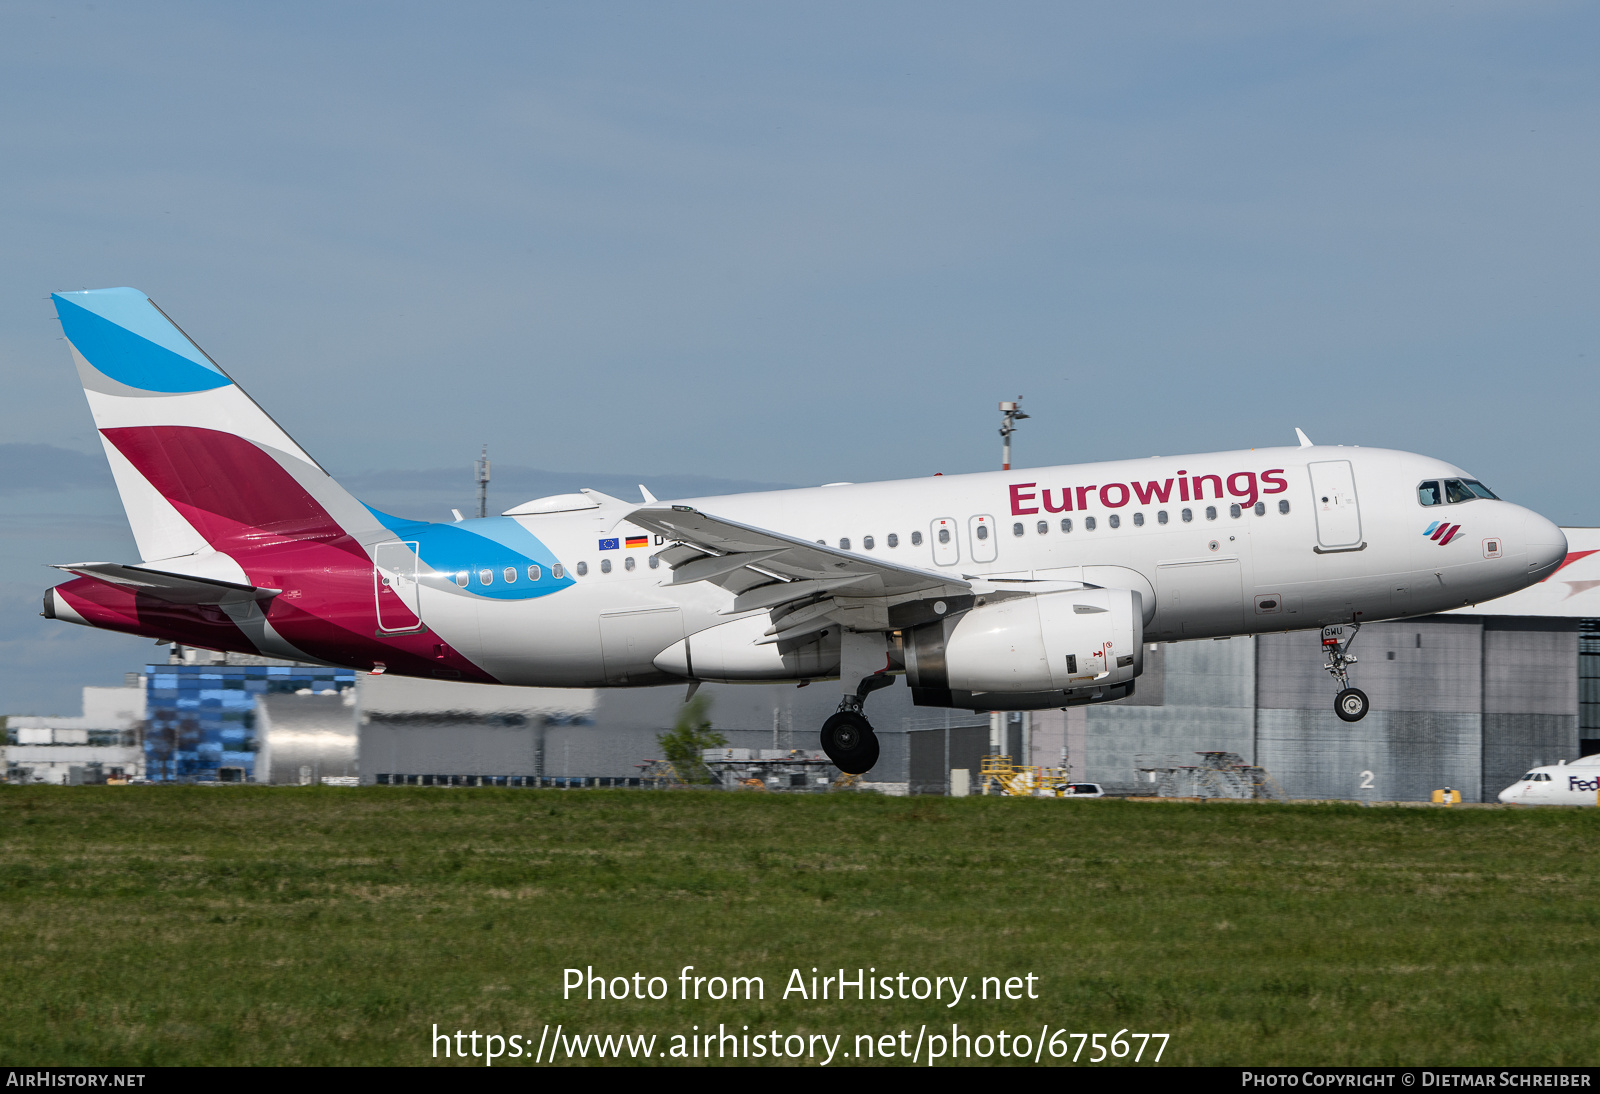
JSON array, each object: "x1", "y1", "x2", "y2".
[{"x1": 903, "y1": 587, "x2": 1143, "y2": 709}]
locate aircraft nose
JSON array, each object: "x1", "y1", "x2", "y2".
[
  {"x1": 1522, "y1": 511, "x2": 1567, "y2": 578},
  {"x1": 1497, "y1": 784, "x2": 1518, "y2": 803}
]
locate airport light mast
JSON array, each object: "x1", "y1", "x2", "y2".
[
  {"x1": 999, "y1": 399, "x2": 1028, "y2": 470},
  {"x1": 475, "y1": 445, "x2": 490, "y2": 519}
]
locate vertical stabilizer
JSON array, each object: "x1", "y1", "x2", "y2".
[{"x1": 52, "y1": 288, "x2": 381, "y2": 561}]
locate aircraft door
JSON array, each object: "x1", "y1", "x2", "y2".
[
  {"x1": 1308, "y1": 460, "x2": 1363, "y2": 549},
  {"x1": 374, "y1": 540, "x2": 424, "y2": 633},
  {"x1": 1157, "y1": 558, "x2": 1244, "y2": 636},
  {"x1": 600, "y1": 607, "x2": 684, "y2": 685},
  {"x1": 930, "y1": 518, "x2": 960, "y2": 566},
  {"x1": 969, "y1": 514, "x2": 997, "y2": 563}
]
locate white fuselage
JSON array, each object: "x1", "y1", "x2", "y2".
[
  {"x1": 1499, "y1": 760, "x2": 1600, "y2": 806},
  {"x1": 397, "y1": 444, "x2": 1566, "y2": 689}
]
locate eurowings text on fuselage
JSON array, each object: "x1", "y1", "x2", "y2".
[{"x1": 40, "y1": 288, "x2": 1568, "y2": 772}]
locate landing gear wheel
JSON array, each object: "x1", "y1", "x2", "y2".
[
  {"x1": 820, "y1": 711, "x2": 880, "y2": 775},
  {"x1": 1335, "y1": 688, "x2": 1369, "y2": 722}
]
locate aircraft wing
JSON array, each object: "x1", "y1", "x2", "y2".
[
  {"x1": 51, "y1": 563, "x2": 281, "y2": 606},
  {"x1": 626, "y1": 505, "x2": 971, "y2": 641}
]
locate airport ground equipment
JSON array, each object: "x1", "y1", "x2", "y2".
[
  {"x1": 979, "y1": 754, "x2": 1077, "y2": 797},
  {"x1": 700, "y1": 747, "x2": 837, "y2": 791},
  {"x1": 1135, "y1": 752, "x2": 1287, "y2": 800}
]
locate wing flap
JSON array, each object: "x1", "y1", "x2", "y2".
[{"x1": 631, "y1": 505, "x2": 969, "y2": 632}]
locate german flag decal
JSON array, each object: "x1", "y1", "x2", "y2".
[{"x1": 625, "y1": 535, "x2": 649, "y2": 549}]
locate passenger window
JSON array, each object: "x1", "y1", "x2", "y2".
[
  {"x1": 1012, "y1": 523, "x2": 1024, "y2": 537},
  {"x1": 575, "y1": 562, "x2": 587, "y2": 576},
  {"x1": 840, "y1": 538, "x2": 851, "y2": 550},
  {"x1": 455, "y1": 571, "x2": 469, "y2": 588},
  {"x1": 1108, "y1": 514, "x2": 1120, "y2": 529},
  {"x1": 648, "y1": 556, "x2": 659, "y2": 569},
  {"x1": 479, "y1": 568, "x2": 494, "y2": 585},
  {"x1": 1229, "y1": 504, "x2": 1241, "y2": 519},
  {"x1": 1133, "y1": 512, "x2": 1144, "y2": 527},
  {"x1": 504, "y1": 567, "x2": 516, "y2": 582},
  {"x1": 887, "y1": 533, "x2": 899, "y2": 547},
  {"x1": 911, "y1": 531, "x2": 923, "y2": 546},
  {"x1": 552, "y1": 564, "x2": 565, "y2": 579},
  {"x1": 1278, "y1": 500, "x2": 1290, "y2": 515},
  {"x1": 1037, "y1": 521, "x2": 1048, "y2": 535},
  {"x1": 600, "y1": 559, "x2": 612, "y2": 573},
  {"x1": 1060, "y1": 519, "x2": 1072, "y2": 533},
  {"x1": 1205, "y1": 506, "x2": 1217, "y2": 521},
  {"x1": 977, "y1": 525, "x2": 990, "y2": 541},
  {"x1": 1444, "y1": 479, "x2": 1477, "y2": 504},
  {"x1": 937, "y1": 529, "x2": 949, "y2": 545},
  {"x1": 1418, "y1": 481, "x2": 1442, "y2": 506},
  {"x1": 1253, "y1": 502, "x2": 1265, "y2": 516},
  {"x1": 1157, "y1": 510, "x2": 1168, "y2": 525},
  {"x1": 624, "y1": 556, "x2": 636, "y2": 571},
  {"x1": 863, "y1": 536, "x2": 875, "y2": 550},
  {"x1": 1085, "y1": 516, "x2": 1097, "y2": 531},
  {"x1": 527, "y1": 564, "x2": 541, "y2": 581}
]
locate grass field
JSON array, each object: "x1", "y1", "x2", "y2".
[{"x1": 1, "y1": 786, "x2": 1597, "y2": 1066}]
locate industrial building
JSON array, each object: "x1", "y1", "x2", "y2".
[
  {"x1": 142, "y1": 650, "x2": 357, "y2": 782},
  {"x1": 4, "y1": 681, "x2": 145, "y2": 784}
]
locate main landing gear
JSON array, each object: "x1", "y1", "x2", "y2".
[
  {"x1": 819, "y1": 631, "x2": 894, "y2": 775},
  {"x1": 1322, "y1": 624, "x2": 1369, "y2": 722}
]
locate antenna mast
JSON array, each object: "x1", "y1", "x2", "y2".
[
  {"x1": 998, "y1": 398, "x2": 1029, "y2": 471},
  {"x1": 475, "y1": 445, "x2": 490, "y2": 519}
]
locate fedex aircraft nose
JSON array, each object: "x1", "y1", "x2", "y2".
[{"x1": 1522, "y1": 511, "x2": 1567, "y2": 578}]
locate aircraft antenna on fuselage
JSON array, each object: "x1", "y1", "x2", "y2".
[{"x1": 1295, "y1": 427, "x2": 1314, "y2": 448}]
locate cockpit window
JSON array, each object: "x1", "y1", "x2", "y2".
[
  {"x1": 1521, "y1": 772, "x2": 1539, "y2": 781},
  {"x1": 1418, "y1": 481, "x2": 1442, "y2": 506},
  {"x1": 1444, "y1": 478, "x2": 1498, "y2": 503}
]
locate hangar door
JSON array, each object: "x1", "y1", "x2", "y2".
[{"x1": 1308, "y1": 460, "x2": 1363, "y2": 549}]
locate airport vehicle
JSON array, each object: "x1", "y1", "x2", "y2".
[
  {"x1": 1498, "y1": 757, "x2": 1600, "y2": 806},
  {"x1": 41, "y1": 288, "x2": 1568, "y2": 774}
]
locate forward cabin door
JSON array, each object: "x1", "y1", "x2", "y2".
[
  {"x1": 373, "y1": 540, "x2": 423, "y2": 633},
  {"x1": 1308, "y1": 460, "x2": 1363, "y2": 549}
]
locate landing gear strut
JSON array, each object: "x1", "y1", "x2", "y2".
[
  {"x1": 1322, "y1": 624, "x2": 1369, "y2": 722},
  {"x1": 820, "y1": 633, "x2": 893, "y2": 774}
]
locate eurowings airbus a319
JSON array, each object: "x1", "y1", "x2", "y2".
[{"x1": 41, "y1": 288, "x2": 1569, "y2": 774}]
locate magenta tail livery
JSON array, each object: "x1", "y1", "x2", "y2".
[{"x1": 42, "y1": 288, "x2": 1568, "y2": 774}]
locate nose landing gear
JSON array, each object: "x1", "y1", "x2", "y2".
[{"x1": 1322, "y1": 624, "x2": 1369, "y2": 722}]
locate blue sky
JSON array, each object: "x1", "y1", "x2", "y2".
[{"x1": 2, "y1": 2, "x2": 1596, "y2": 712}]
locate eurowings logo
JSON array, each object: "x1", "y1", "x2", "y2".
[{"x1": 1424, "y1": 521, "x2": 1463, "y2": 545}]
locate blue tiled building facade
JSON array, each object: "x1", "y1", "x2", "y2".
[{"x1": 144, "y1": 662, "x2": 358, "y2": 782}]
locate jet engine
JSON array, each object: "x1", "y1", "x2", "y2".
[{"x1": 902, "y1": 587, "x2": 1143, "y2": 711}]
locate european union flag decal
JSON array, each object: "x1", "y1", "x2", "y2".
[{"x1": 598, "y1": 538, "x2": 620, "y2": 551}]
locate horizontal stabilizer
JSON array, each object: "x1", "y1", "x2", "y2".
[{"x1": 52, "y1": 563, "x2": 281, "y2": 606}]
